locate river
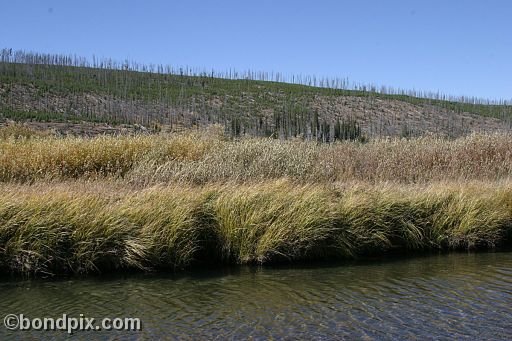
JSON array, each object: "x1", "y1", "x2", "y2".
[{"x1": 0, "y1": 252, "x2": 511, "y2": 340}]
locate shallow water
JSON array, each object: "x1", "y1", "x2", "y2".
[{"x1": 1, "y1": 252, "x2": 511, "y2": 340}]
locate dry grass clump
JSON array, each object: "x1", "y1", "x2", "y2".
[
  {"x1": 128, "y1": 133, "x2": 512, "y2": 185},
  {"x1": 318, "y1": 134, "x2": 512, "y2": 183},
  {"x1": 0, "y1": 180, "x2": 511, "y2": 275},
  {"x1": 0, "y1": 132, "x2": 512, "y2": 185},
  {"x1": 129, "y1": 138, "x2": 323, "y2": 185},
  {"x1": 212, "y1": 181, "x2": 341, "y2": 263},
  {"x1": 1, "y1": 131, "x2": 512, "y2": 184},
  {"x1": 119, "y1": 186, "x2": 217, "y2": 269},
  {"x1": 336, "y1": 183, "x2": 512, "y2": 253},
  {"x1": 0, "y1": 186, "x2": 144, "y2": 274},
  {"x1": 0, "y1": 130, "x2": 222, "y2": 182},
  {"x1": 0, "y1": 135, "x2": 153, "y2": 181},
  {"x1": 0, "y1": 123, "x2": 52, "y2": 139}
]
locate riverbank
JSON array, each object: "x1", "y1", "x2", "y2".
[
  {"x1": 1, "y1": 129, "x2": 512, "y2": 275},
  {"x1": 1, "y1": 180, "x2": 511, "y2": 275}
]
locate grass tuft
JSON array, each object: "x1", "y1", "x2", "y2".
[{"x1": 0, "y1": 181, "x2": 511, "y2": 275}]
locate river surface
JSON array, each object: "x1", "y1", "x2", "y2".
[{"x1": 0, "y1": 252, "x2": 511, "y2": 340}]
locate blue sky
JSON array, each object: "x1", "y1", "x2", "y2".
[{"x1": 1, "y1": 0, "x2": 511, "y2": 100}]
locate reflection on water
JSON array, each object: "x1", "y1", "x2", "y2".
[{"x1": 0, "y1": 252, "x2": 511, "y2": 340}]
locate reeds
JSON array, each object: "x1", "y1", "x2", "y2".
[
  {"x1": 0, "y1": 123, "x2": 51, "y2": 140},
  {"x1": 1, "y1": 130, "x2": 511, "y2": 275},
  {"x1": 1, "y1": 130, "x2": 511, "y2": 184},
  {"x1": 0, "y1": 129, "x2": 222, "y2": 182},
  {"x1": 0, "y1": 181, "x2": 511, "y2": 275}
]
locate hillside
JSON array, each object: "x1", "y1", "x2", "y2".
[{"x1": 1, "y1": 50, "x2": 511, "y2": 138}]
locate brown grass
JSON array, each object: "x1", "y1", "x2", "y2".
[
  {"x1": 3, "y1": 129, "x2": 510, "y2": 184},
  {"x1": 1, "y1": 129, "x2": 511, "y2": 275}
]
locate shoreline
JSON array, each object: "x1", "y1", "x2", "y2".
[
  {"x1": 1, "y1": 131, "x2": 512, "y2": 277},
  {"x1": 2, "y1": 248, "x2": 512, "y2": 281}
]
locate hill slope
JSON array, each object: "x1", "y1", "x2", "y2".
[{"x1": 1, "y1": 52, "x2": 511, "y2": 138}]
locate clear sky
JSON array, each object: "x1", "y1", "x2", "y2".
[{"x1": 1, "y1": 0, "x2": 511, "y2": 100}]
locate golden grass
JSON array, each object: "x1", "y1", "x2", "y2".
[
  {"x1": 1, "y1": 128, "x2": 511, "y2": 275},
  {"x1": 0, "y1": 123, "x2": 52, "y2": 140},
  {"x1": 0, "y1": 180, "x2": 510, "y2": 275},
  {"x1": 0, "y1": 129, "x2": 222, "y2": 182},
  {"x1": 1, "y1": 130, "x2": 511, "y2": 184}
]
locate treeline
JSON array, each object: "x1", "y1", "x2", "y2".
[
  {"x1": 0, "y1": 48, "x2": 511, "y2": 139},
  {"x1": 3, "y1": 48, "x2": 511, "y2": 105}
]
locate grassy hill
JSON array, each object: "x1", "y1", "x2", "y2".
[{"x1": 1, "y1": 49, "x2": 511, "y2": 138}]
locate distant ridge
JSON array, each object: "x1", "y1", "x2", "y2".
[{"x1": 1, "y1": 48, "x2": 511, "y2": 138}]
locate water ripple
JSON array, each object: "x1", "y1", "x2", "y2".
[{"x1": 0, "y1": 252, "x2": 511, "y2": 340}]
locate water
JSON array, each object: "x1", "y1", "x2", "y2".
[{"x1": 0, "y1": 252, "x2": 511, "y2": 340}]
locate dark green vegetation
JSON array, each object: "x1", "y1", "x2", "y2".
[{"x1": 1, "y1": 48, "x2": 512, "y2": 138}]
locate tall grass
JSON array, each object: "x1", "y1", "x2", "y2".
[
  {"x1": 212, "y1": 181, "x2": 340, "y2": 263},
  {"x1": 0, "y1": 181, "x2": 511, "y2": 275},
  {"x1": 0, "y1": 129, "x2": 222, "y2": 182},
  {"x1": 1, "y1": 130, "x2": 511, "y2": 184},
  {"x1": 1, "y1": 129, "x2": 511, "y2": 275},
  {"x1": 0, "y1": 123, "x2": 51, "y2": 140}
]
